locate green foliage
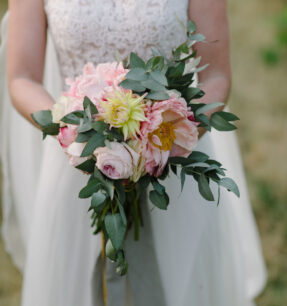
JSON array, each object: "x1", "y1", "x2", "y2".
[
  {"x1": 31, "y1": 110, "x2": 60, "y2": 138},
  {"x1": 262, "y1": 7, "x2": 287, "y2": 65},
  {"x1": 104, "y1": 213, "x2": 126, "y2": 250},
  {"x1": 169, "y1": 151, "x2": 240, "y2": 202}
]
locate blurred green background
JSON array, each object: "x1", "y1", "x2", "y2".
[{"x1": 0, "y1": 0, "x2": 286, "y2": 305}]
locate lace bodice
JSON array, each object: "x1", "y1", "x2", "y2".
[{"x1": 45, "y1": 0, "x2": 189, "y2": 85}]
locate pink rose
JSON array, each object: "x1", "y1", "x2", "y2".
[
  {"x1": 57, "y1": 126, "x2": 78, "y2": 148},
  {"x1": 66, "y1": 142, "x2": 88, "y2": 167},
  {"x1": 94, "y1": 142, "x2": 139, "y2": 180},
  {"x1": 95, "y1": 62, "x2": 129, "y2": 86},
  {"x1": 141, "y1": 94, "x2": 198, "y2": 176}
]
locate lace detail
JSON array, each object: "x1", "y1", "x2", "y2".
[{"x1": 45, "y1": 0, "x2": 189, "y2": 87}]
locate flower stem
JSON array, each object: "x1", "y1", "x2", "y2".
[{"x1": 132, "y1": 191, "x2": 140, "y2": 241}]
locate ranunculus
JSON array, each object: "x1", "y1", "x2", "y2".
[
  {"x1": 141, "y1": 94, "x2": 198, "y2": 176},
  {"x1": 52, "y1": 96, "x2": 69, "y2": 126},
  {"x1": 95, "y1": 62, "x2": 128, "y2": 86},
  {"x1": 94, "y1": 142, "x2": 139, "y2": 180},
  {"x1": 57, "y1": 126, "x2": 78, "y2": 148},
  {"x1": 66, "y1": 142, "x2": 88, "y2": 167}
]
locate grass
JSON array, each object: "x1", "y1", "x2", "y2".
[{"x1": 0, "y1": 0, "x2": 287, "y2": 305}]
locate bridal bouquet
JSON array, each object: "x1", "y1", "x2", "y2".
[{"x1": 32, "y1": 20, "x2": 240, "y2": 275}]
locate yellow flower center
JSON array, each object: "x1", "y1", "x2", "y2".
[{"x1": 149, "y1": 122, "x2": 176, "y2": 151}]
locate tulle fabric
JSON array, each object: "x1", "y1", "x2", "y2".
[{"x1": 0, "y1": 11, "x2": 266, "y2": 306}]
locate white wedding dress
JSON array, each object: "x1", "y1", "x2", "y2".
[{"x1": 0, "y1": 1, "x2": 267, "y2": 305}]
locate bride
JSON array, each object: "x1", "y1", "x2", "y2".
[{"x1": 1, "y1": 0, "x2": 267, "y2": 305}]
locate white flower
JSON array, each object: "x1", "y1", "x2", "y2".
[
  {"x1": 127, "y1": 140, "x2": 146, "y2": 182},
  {"x1": 52, "y1": 96, "x2": 69, "y2": 126},
  {"x1": 66, "y1": 142, "x2": 88, "y2": 167}
]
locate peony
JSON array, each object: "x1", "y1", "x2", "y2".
[
  {"x1": 94, "y1": 142, "x2": 139, "y2": 180},
  {"x1": 97, "y1": 87, "x2": 147, "y2": 140},
  {"x1": 66, "y1": 142, "x2": 88, "y2": 167},
  {"x1": 65, "y1": 62, "x2": 109, "y2": 103},
  {"x1": 57, "y1": 126, "x2": 78, "y2": 148},
  {"x1": 95, "y1": 62, "x2": 129, "y2": 86},
  {"x1": 141, "y1": 94, "x2": 199, "y2": 176}
]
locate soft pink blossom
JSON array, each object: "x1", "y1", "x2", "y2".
[
  {"x1": 66, "y1": 142, "x2": 88, "y2": 167},
  {"x1": 64, "y1": 62, "x2": 109, "y2": 103},
  {"x1": 94, "y1": 62, "x2": 129, "y2": 86},
  {"x1": 94, "y1": 142, "x2": 139, "y2": 180},
  {"x1": 140, "y1": 94, "x2": 198, "y2": 176}
]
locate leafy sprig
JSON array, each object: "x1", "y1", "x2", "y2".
[{"x1": 119, "y1": 20, "x2": 239, "y2": 133}]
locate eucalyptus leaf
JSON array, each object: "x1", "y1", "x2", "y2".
[
  {"x1": 75, "y1": 130, "x2": 95, "y2": 143},
  {"x1": 176, "y1": 50, "x2": 197, "y2": 63},
  {"x1": 195, "y1": 102, "x2": 224, "y2": 116},
  {"x1": 189, "y1": 33, "x2": 206, "y2": 42},
  {"x1": 210, "y1": 113, "x2": 237, "y2": 131},
  {"x1": 183, "y1": 88, "x2": 204, "y2": 101},
  {"x1": 94, "y1": 173, "x2": 115, "y2": 200},
  {"x1": 150, "y1": 70, "x2": 168, "y2": 86},
  {"x1": 187, "y1": 20, "x2": 196, "y2": 33},
  {"x1": 79, "y1": 180, "x2": 100, "y2": 199},
  {"x1": 169, "y1": 156, "x2": 194, "y2": 166},
  {"x1": 32, "y1": 110, "x2": 53, "y2": 127},
  {"x1": 188, "y1": 151, "x2": 209, "y2": 163},
  {"x1": 170, "y1": 164, "x2": 178, "y2": 176},
  {"x1": 42, "y1": 123, "x2": 60, "y2": 136},
  {"x1": 180, "y1": 168, "x2": 186, "y2": 191},
  {"x1": 215, "y1": 111, "x2": 240, "y2": 122},
  {"x1": 138, "y1": 175, "x2": 151, "y2": 189},
  {"x1": 205, "y1": 159, "x2": 222, "y2": 167},
  {"x1": 81, "y1": 133, "x2": 105, "y2": 157},
  {"x1": 61, "y1": 112, "x2": 83, "y2": 125},
  {"x1": 114, "y1": 180, "x2": 126, "y2": 204},
  {"x1": 125, "y1": 68, "x2": 148, "y2": 81},
  {"x1": 149, "y1": 190, "x2": 169, "y2": 210},
  {"x1": 196, "y1": 114, "x2": 211, "y2": 131},
  {"x1": 219, "y1": 178, "x2": 240, "y2": 197},
  {"x1": 129, "y1": 52, "x2": 146, "y2": 69},
  {"x1": 193, "y1": 64, "x2": 210, "y2": 73},
  {"x1": 145, "y1": 91, "x2": 169, "y2": 100},
  {"x1": 151, "y1": 180, "x2": 165, "y2": 195},
  {"x1": 141, "y1": 79, "x2": 166, "y2": 92},
  {"x1": 91, "y1": 191, "x2": 107, "y2": 208},
  {"x1": 119, "y1": 79, "x2": 146, "y2": 92},
  {"x1": 167, "y1": 62, "x2": 185, "y2": 78},
  {"x1": 198, "y1": 174, "x2": 214, "y2": 201},
  {"x1": 105, "y1": 213, "x2": 127, "y2": 250},
  {"x1": 105, "y1": 239, "x2": 117, "y2": 261},
  {"x1": 83, "y1": 96, "x2": 98, "y2": 114},
  {"x1": 92, "y1": 121, "x2": 109, "y2": 132},
  {"x1": 76, "y1": 159, "x2": 96, "y2": 173},
  {"x1": 78, "y1": 119, "x2": 92, "y2": 133},
  {"x1": 117, "y1": 199, "x2": 127, "y2": 226}
]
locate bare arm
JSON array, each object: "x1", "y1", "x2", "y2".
[
  {"x1": 7, "y1": 0, "x2": 55, "y2": 127},
  {"x1": 188, "y1": 0, "x2": 231, "y2": 136}
]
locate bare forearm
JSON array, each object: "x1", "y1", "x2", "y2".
[
  {"x1": 7, "y1": 0, "x2": 50, "y2": 127},
  {"x1": 9, "y1": 78, "x2": 55, "y2": 127}
]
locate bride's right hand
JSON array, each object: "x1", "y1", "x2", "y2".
[{"x1": 7, "y1": 0, "x2": 55, "y2": 128}]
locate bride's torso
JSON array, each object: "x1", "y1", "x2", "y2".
[{"x1": 44, "y1": 0, "x2": 189, "y2": 82}]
